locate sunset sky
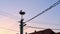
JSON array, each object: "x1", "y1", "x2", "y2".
[{"x1": 0, "y1": 0, "x2": 60, "y2": 34}]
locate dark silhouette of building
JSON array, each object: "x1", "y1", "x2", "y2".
[
  {"x1": 56, "y1": 32, "x2": 60, "y2": 34},
  {"x1": 29, "y1": 29, "x2": 55, "y2": 34}
]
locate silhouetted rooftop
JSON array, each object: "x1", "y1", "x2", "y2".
[{"x1": 29, "y1": 29, "x2": 55, "y2": 34}]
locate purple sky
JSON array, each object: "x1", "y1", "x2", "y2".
[{"x1": 0, "y1": 0, "x2": 60, "y2": 34}]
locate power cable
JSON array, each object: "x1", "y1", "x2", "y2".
[
  {"x1": 0, "y1": 11, "x2": 60, "y2": 25},
  {"x1": 26, "y1": 26, "x2": 60, "y2": 30},
  {"x1": 0, "y1": 11, "x2": 20, "y2": 20},
  {"x1": 0, "y1": 0, "x2": 60, "y2": 23},
  {"x1": 25, "y1": 0, "x2": 60, "y2": 23},
  {"x1": 0, "y1": 27, "x2": 19, "y2": 32},
  {"x1": 0, "y1": 0, "x2": 60, "y2": 32}
]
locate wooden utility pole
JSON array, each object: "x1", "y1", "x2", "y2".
[{"x1": 19, "y1": 10, "x2": 26, "y2": 34}]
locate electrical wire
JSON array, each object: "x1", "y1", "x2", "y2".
[
  {"x1": 0, "y1": 0, "x2": 60, "y2": 23},
  {"x1": 0, "y1": 11, "x2": 20, "y2": 20},
  {"x1": 25, "y1": 0, "x2": 60, "y2": 23},
  {"x1": 0, "y1": 0, "x2": 60, "y2": 32},
  {"x1": 26, "y1": 26, "x2": 60, "y2": 30},
  {"x1": 0, "y1": 0, "x2": 60, "y2": 25},
  {"x1": 0, "y1": 27, "x2": 19, "y2": 32},
  {"x1": 0, "y1": 11, "x2": 60, "y2": 25},
  {"x1": 0, "y1": 12, "x2": 20, "y2": 32}
]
